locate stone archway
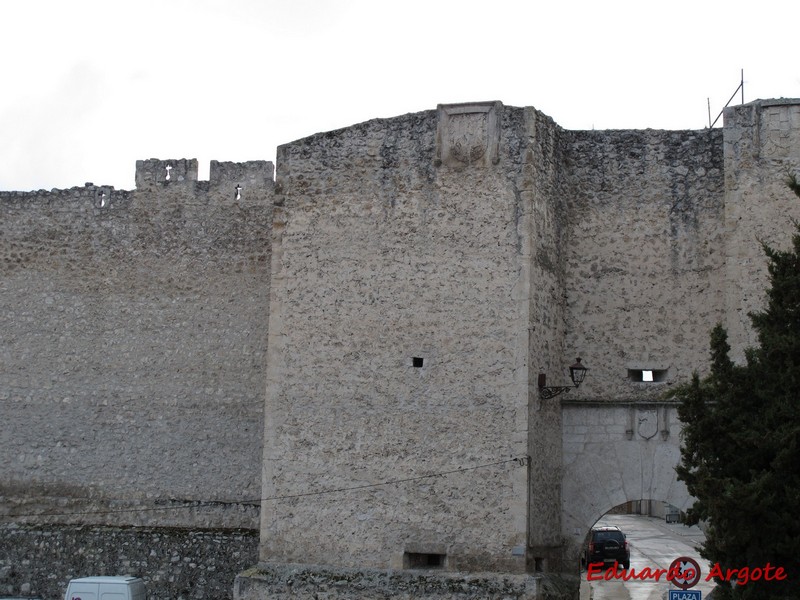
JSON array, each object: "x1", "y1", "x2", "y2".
[{"x1": 559, "y1": 401, "x2": 693, "y2": 565}]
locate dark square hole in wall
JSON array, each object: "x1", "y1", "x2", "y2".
[
  {"x1": 628, "y1": 369, "x2": 667, "y2": 383},
  {"x1": 404, "y1": 552, "x2": 445, "y2": 569},
  {"x1": 412, "y1": 357, "x2": 424, "y2": 368}
]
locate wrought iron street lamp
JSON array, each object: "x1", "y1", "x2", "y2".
[{"x1": 538, "y1": 358, "x2": 588, "y2": 399}]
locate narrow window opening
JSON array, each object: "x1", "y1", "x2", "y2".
[
  {"x1": 534, "y1": 557, "x2": 545, "y2": 572},
  {"x1": 165, "y1": 165, "x2": 173, "y2": 181},
  {"x1": 404, "y1": 552, "x2": 445, "y2": 569},
  {"x1": 235, "y1": 184, "x2": 242, "y2": 200},
  {"x1": 412, "y1": 357, "x2": 424, "y2": 368},
  {"x1": 628, "y1": 369, "x2": 667, "y2": 383}
]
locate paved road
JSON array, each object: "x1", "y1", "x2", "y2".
[{"x1": 580, "y1": 514, "x2": 716, "y2": 600}]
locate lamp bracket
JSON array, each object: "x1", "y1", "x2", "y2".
[{"x1": 538, "y1": 385, "x2": 574, "y2": 400}]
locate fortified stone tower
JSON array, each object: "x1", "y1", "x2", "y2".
[{"x1": 721, "y1": 100, "x2": 800, "y2": 360}]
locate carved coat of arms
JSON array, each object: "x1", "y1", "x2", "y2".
[
  {"x1": 449, "y1": 114, "x2": 488, "y2": 165},
  {"x1": 435, "y1": 102, "x2": 501, "y2": 168},
  {"x1": 637, "y1": 408, "x2": 658, "y2": 440}
]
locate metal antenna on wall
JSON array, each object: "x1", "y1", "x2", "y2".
[{"x1": 708, "y1": 69, "x2": 744, "y2": 128}]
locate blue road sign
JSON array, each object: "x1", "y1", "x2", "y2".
[{"x1": 669, "y1": 591, "x2": 701, "y2": 600}]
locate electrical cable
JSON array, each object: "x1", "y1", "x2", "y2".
[{"x1": 2, "y1": 455, "x2": 530, "y2": 520}]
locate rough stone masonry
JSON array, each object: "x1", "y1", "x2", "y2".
[
  {"x1": 251, "y1": 99, "x2": 800, "y2": 599},
  {"x1": 1, "y1": 99, "x2": 800, "y2": 600}
]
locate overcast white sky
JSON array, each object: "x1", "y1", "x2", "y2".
[{"x1": 1, "y1": 0, "x2": 798, "y2": 191}]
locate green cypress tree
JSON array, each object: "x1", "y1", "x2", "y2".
[{"x1": 672, "y1": 176, "x2": 800, "y2": 599}]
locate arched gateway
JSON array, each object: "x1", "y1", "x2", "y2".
[{"x1": 560, "y1": 399, "x2": 691, "y2": 565}]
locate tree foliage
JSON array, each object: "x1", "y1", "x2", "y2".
[{"x1": 672, "y1": 176, "x2": 800, "y2": 599}]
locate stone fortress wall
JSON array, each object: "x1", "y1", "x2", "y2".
[
  {"x1": 250, "y1": 98, "x2": 800, "y2": 598},
  {"x1": 556, "y1": 99, "x2": 800, "y2": 570},
  {"x1": 1, "y1": 98, "x2": 799, "y2": 600},
  {"x1": 1, "y1": 160, "x2": 273, "y2": 598},
  {"x1": 564, "y1": 100, "x2": 800, "y2": 394},
  {"x1": 1, "y1": 159, "x2": 273, "y2": 529},
  {"x1": 562, "y1": 128, "x2": 726, "y2": 397}
]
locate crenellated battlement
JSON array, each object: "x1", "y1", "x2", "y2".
[
  {"x1": 135, "y1": 158, "x2": 199, "y2": 188},
  {"x1": 134, "y1": 158, "x2": 274, "y2": 191},
  {"x1": 1, "y1": 157, "x2": 275, "y2": 278},
  {"x1": 1, "y1": 159, "x2": 275, "y2": 213},
  {"x1": 0, "y1": 182, "x2": 132, "y2": 210},
  {"x1": 209, "y1": 160, "x2": 274, "y2": 186},
  {"x1": 208, "y1": 160, "x2": 275, "y2": 202}
]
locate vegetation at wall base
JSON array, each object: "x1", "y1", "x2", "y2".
[{"x1": 671, "y1": 176, "x2": 800, "y2": 600}]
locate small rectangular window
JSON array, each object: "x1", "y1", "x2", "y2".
[
  {"x1": 628, "y1": 369, "x2": 667, "y2": 383},
  {"x1": 412, "y1": 357, "x2": 424, "y2": 368},
  {"x1": 404, "y1": 552, "x2": 445, "y2": 569}
]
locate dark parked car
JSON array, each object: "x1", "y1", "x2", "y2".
[{"x1": 585, "y1": 525, "x2": 630, "y2": 569}]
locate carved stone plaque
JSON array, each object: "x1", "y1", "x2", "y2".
[
  {"x1": 436, "y1": 101, "x2": 502, "y2": 168},
  {"x1": 759, "y1": 103, "x2": 800, "y2": 160}
]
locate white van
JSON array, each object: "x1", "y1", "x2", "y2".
[{"x1": 64, "y1": 576, "x2": 146, "y2": 600}]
